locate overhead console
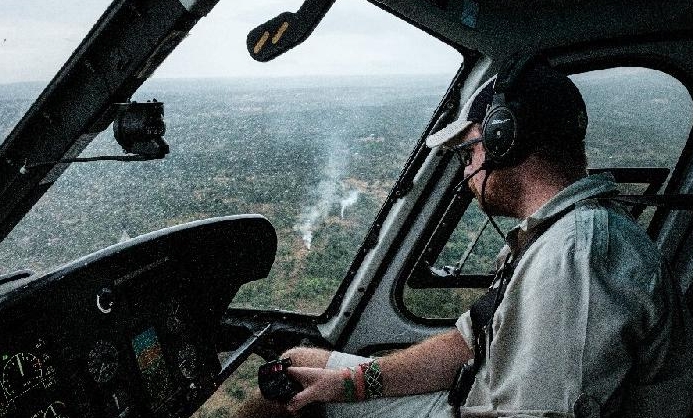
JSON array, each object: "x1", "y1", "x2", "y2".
[{"x1": 0, "y1": 215, "x2": 276, "y2": 418}]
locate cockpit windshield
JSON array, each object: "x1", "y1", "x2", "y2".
[{"x1": 0, "y1": 0, "x2": 461, "y2": 314}]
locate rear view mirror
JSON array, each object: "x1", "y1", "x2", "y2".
[{"x1": 247, "y1": 0, "x2": 336, "y2": 62}]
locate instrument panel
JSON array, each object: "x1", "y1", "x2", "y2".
[{"x1": 0, "y1": 215, "x2": 276, "y2": 418}]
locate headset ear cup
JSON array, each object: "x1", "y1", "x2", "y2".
[{"x1": 482, "y1": 104, "x2": 517, "y2": 164}]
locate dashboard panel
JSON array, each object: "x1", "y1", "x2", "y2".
[{"x1": 0, "y1": 215, "x2": 276, "y2": 418}]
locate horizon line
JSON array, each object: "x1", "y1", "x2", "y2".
[{"x1": 0, "y1": 72, "x2": 455, "y2": 87}]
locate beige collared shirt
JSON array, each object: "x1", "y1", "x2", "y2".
[{"x1": 456, "y1": 174, "x2": 693, "y2": 417}]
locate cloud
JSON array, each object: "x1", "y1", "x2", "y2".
[
  {"x1": 1, "y1": 0, "x2": 461, "y2": 84},
  {"x1": 0, "y1": 0, "x2": 111, "y2": 83},
  {"x1": 153, "y1": 0, "x2": 460, "y2": 79}
]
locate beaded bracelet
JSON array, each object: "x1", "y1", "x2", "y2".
[{"x1": 358, "y1": 360, "x2": 383, "y2": 399}]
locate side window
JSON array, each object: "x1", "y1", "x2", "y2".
[
  {"x1": 577, "y1": 68, "x2": 693, "y2": 228},
  {"x1": 403, "y1": 204, "x2": 514, "y2": 319},
  {"x1": 403, "y1": 67, "x2": 693, "y2": 320}
]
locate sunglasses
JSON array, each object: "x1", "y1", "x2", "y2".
[{"x1": 452, "y1": 137, "x2": 483, "y2": 166}]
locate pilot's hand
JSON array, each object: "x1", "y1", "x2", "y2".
[{"x1": 285, "y1": 366, "x2": 343, "y2": 413}]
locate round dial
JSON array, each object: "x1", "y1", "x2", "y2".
[
  {"x1": 30, "y1": 401, "x2": 69, "y2": 418},
  {"x1": 2, "y1": 352, "x2": 44, "y2": 398},
  {"x1": 177, "y1": 344, "x2": 200, "y2": 379},
  {"x1": 166, "y1": 300, "x2": 187, "y2": 334},
  {"x1": 43, "y1": 400, "x2": 69, "y2": 418},
  {"x1": 108, "y1": 389, "x2": 133, "y2": 416},
  {"x1": 87, "y1": 341, "x2": 119, "y2": 383}
]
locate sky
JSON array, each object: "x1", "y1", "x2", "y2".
[{"x1": 0, "y1": 0, "x2": 462, "y2": 84}]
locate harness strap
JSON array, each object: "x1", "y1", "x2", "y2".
[{"x1": 448, "y1": 203, "x2": 576, "y2": 411}]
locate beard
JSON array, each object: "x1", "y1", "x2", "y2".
[{"x1": 469, "y1": 168, "x2": 520, "y2": 218}]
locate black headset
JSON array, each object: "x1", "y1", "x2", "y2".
[{"x1": 480, "y1": 55, "x2": 540, "y2": 167}]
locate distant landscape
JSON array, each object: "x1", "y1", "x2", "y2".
[
  {"x1": 1, "y1": 70, "x2": 691, "y2": 314},
  {"x1": 1, "y1": 70, "x2": 691, "y2": 417},
  {"x1": 0, "y1": 75, "x2": 450, "y2": 316}
]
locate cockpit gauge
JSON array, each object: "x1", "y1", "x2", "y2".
[
  {"x1": 108, "y1": 389, "x2": 133, "y2": 417},
  {"x1": 176, "y1": 344, "x2": 200, "y2": 380},
  {"x1": 166, "y1": 300, "x2": 186, "y2": 334},
  {"x1": 2, "y1": 352, "x2": 44, "y2": 398},
  {"x1": 87, "y1": 341, "x2": 119, "y2": 384},
  {"x1": 30, "y1": 401, "x2": 69, "y2": 418}
]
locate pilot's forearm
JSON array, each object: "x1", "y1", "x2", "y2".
[
  {"x1": 379, "y1": 328, "x2": 472, "y2": 396},
  {"x1": 286, "y1": 329, "x2": 471, "y2": 411}
]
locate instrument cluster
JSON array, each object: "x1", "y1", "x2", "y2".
[
  {"x1": 0, "y1": 282, "x2": 220, "y2": 418},
  {"x1": 0, "y1": 215, "x2": 277, "y2": 418}
]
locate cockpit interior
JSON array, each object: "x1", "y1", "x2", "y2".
[{"x1": 0, "y1": 0, "x2": 692, "y2": 417}]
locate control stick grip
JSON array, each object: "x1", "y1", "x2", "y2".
[{"x1": 258, "y1": 358, "x2": 303, "y2": 402}]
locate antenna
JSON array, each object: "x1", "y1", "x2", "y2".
[{"x1": 247, "y1": 0, "x2": 336, "y2": 62}]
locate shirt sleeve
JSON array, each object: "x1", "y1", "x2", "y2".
[
  {"x1": 456, "y1": 310, "x2": 474, "y2": 350},
  {"x1": 579, "y1": 204, "x2": 693, "y2": 415},
  {"x1": 472, "y1": 203, "x2": 693, "y2": 416}
]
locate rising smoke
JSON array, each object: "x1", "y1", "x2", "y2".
[
  {"x1": 340, "y1": 190, "x2": 359, "y2": 219},
  {"x1": 295, "y1": 144, "x2": 359, "y2": 250}
]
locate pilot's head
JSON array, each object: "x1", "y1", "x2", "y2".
[{"x1": 427, "y1": 62, "x2": 588, "y2": 217}]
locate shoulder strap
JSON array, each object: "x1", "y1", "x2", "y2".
[
  {"x1": 475, "y1": 202, "x2": 576, "y2": 345},
  {"x1": 490, "y1": 202, "x2": 577, "y2": 319},
  {"x1": 450, "y1": 204, "x2": 576, "y2": 409}
]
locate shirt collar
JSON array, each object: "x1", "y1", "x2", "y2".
[{"x1": 506, "y1": 173, "x2": 619, "y2": 252}]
